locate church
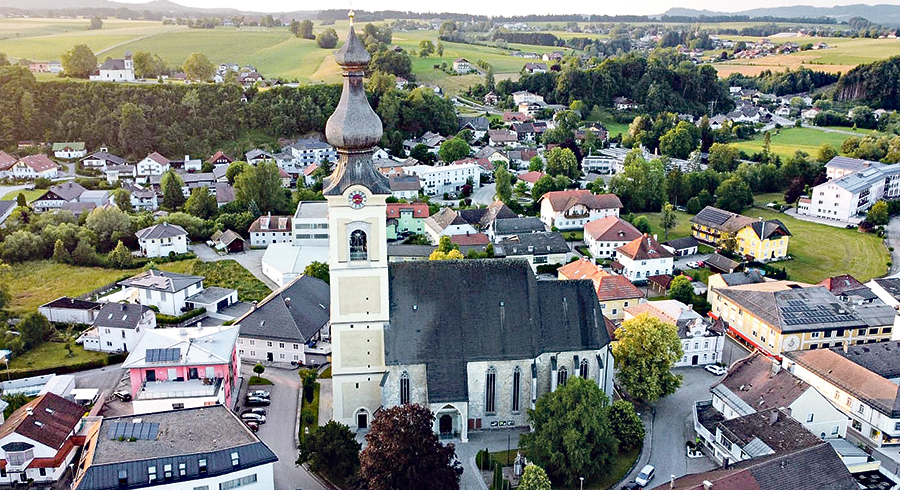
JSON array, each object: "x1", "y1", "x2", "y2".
[{"x1": 323, "y1": 19, "x2": 614, "y2": 442}]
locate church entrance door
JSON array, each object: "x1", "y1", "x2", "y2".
[{"x1": 439, "y1": 414, "x2": 452, "y2": 435}]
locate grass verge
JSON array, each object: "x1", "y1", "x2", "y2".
[
  {"x1": 248, "y1": 376, "x2": 273, "y2": 385},
  {"x1": 319, "y1": 366, "x2": 332, "y2": 379},
  {"x1": 299, "y1": 383, "x2": 321, "y2": 444},
  {"x1": 1, "y1": 189, "x2": 45, "y2": 202},
  {"x1": 489, "y1": 447, "x2": 640, "y2": 490}
]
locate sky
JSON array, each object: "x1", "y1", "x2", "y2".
[{"x1": 114, "y1": 0, "x2": 900, "y2": 16}]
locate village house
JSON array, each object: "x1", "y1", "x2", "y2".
[
  {"x1": 404, "y1": 162, "x2": 481, "y2": 197},
  {"x1": 523, "y1": 62, "x2": 548, "y2": 74},
  {"x1": 424, "y1": 207, "x2": 478, "y2": 243},
  {"x1": 206, "y1": 150, "x2": 233, "y2": 166},
  {"x1": 52, "y1": 142, "x2": 86, "y2": 159},
  {"x1": 235, "y1": 275, "x2": 330, "y2": 365},
  {"x1": 539, "y1": 190, "x2": 622, "y2": 230},
  {"x1": 80, "y1": 302, "x2": 156, "y2": 353},
  {"x1": 72, "y1": 405, "x2": 276, "y2": 490},
  {"x1": 244, "y1": 149, "x2": 273, "y2": 165},
  {"x1": 388, "y1": 174, "x2": 422, "y2": 200},
  {"x1": 9, "y1": 154, "x2": 58, "y2": 180},
  {"x1": 386, "y1": 202, "x2": 429, "y2": 240},
  {"x1": 799, "y1": 156, "x2": 900, "y2": 223},
  {"x1": 0, "y1": 394, "x2": 86, "y2": 486},
  {"x1": 260, "y1": 201, "x2": 330, "y2": 288},
  {"x1": 248, "y1": 214, "x2": 293, "y2": 247},
  {"x1": 288, "y1": 138, "x2": 337, "y2": 168},
  {"x1": 91, "y1": 52, "x2": 135, "y2": 81},
  {"x1": 517, "y1": 171, "x2": 545, "y2": 189},
  {"x1": 38, "y1": 297, "x2": 101, "y2": 325},
  {"x1": 614, "y1": 234, "x2": 674, "y2": 282},
  {"x1": 81, "y1": 147, "x2": 125, "y2": 168},
  {"x1": 135, "y1": 152, "x2": 170, "y2": 181},
  {"x1": 210, "y1": 229, "x2": 246, "y2": 254},
  {"x1": 31, "y1": 181, "x2": 86, "y2": 213},
  {"x1": 583, "y1": 216, "x2": 642, "y2": 259},
  {"x1": 613, "y1": 96, "x2": 639, "y2": 111},
  {"x1": 118, "y1": 270, "x2": 206, "y2": 316},
  {"x1": 122, "y1": 182, "x2": 158, "y2": 211},
  {"x1": 452, "y1": 57, "x2": 472, "y2": 73},
  {"x1": 557, "y1": 259, "x2": 645, "y2": 321},
  {"x1": 122, "y1": 324, "x2": 241, "y2": 414},
  {"x1": 662, "y1": 236, "x2": 699, "y2": 257},
  {"x1": 135, "y1": 223, "x2": 189, "y2": 258},
  {"x1": 625, "y1": 299, "x2": 724, "y2": 367},
  {"x1": 494, "y1": 232, "x2": 570, "y2": 271},
  {"x1": 487, "y1": 217, "x2": 547, "y2": 242},
  {"x1": 690, "y1": 206, "x2": 791, "y2": 260},
  {"x1": 458, "y1": 116, "x2": 489, "y2": 140}
]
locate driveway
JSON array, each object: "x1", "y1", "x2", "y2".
[
  {"x1": 191, "y1": 243, "x2": 277, "y2": 290},
  {"x1": 673, "y1": 254, "x2": 711, "y2": 271},
  {"x1": 0, "y1": 184, "x2": 26, "y2": 201},
  {"x1": 471, "y1": 183, "x2": 497, "y2": 205},
  {"x1": 237, "y1": 364, "x2": 327, "y2": 490}
]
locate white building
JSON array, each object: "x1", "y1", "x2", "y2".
[
  {"x1": 404, "y1": 163, "x2": 481, "y2": 197},
  {"x1": 122, "y1": 182, "x2": 158, "y2": 211},
  {"x1": 583, "y1": 216, "x2": 642, "y2": 259},
  {"x1": 80, "y1": 302, "x2": 156, "y2": 353},
  {"x1": 389, "y1": 174, "x2": 422, "y2": 200},
  {"x1": 615, "y1": 234, "x2": 674, "y2": 282},
  {"x1": 512, "y1": 91, "x2": 545, "y2": 105},
  {"x1": 260, "y1": 201, "x2": 330, "y2": 287},
  {"x1": 538, "y1": 190, "x2": 622, "y2": 230},
  {"x1": 288, "y1": 138, "x2": 337, "y2": 167},
  {"x1": 136, "y1": 152, "x2": 170, "y2": 180},
  {"x1": 9, "y1": 154, "x2": 58, "y2": 180},
  {"x1": 118, "y1": 270, "x2": 205, "y2": 316},
  {"x1": 799, "y1": 156, "x2": 900, "y2": 223},
  {"x1": 31, "y1": 181, "x2": 87, "y2": 213},
  {"x1": 452, "y1": 57, "x2": 471, "y2": 73},
  {"x1": 82, "y1": 148, "x2": 126, "y2": 168},
  {"x1": 248, "y1": 214, "x2": 292, "y2": 248},
  {"x1": 423, "y1": 207, "x2": 478, "y2": 243},
  {"x1": 494, "y1": 232, "x2": 570, "y2": 272},
  {"x1": 624, "y1": 300, "x2": 725, "y2": 367},
  {"x1": 92, "y1": 52, "x2": 135, "y2": 82},
  {"x1": 52, "y1": 142, "x2": 86, "y2": 159},
  {"x1": 135, "y1": 223, "x2": 189, "y2": 258},
  {"x1": 784, "y1": 344, "x2": 900, "y2": 448},
  {"x1": 73, "y1": 405, "x2": 276, "y2": 490},
  {"x1": 38, "y1": 297, "x2": 101, "y2": 325},
  {"x1": 235, "y1": 275, "x2": 331, "y2": 365}
]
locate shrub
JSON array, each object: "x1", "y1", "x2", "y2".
[{"x1": 155, "y1": 308, "x2": 206, "y2": 325}]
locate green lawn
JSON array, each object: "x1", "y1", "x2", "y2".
[
  {"x1": 1, "y1": 189, "x2": 45, "y2": 203},
  {"x1": 248, "y1": 376, "x2": 273, "y2": 385},
  {"x1": 6, "y1": 341, "x2": 109, "y2": 371},
  {"x1": 190, "y1": 260, "x2": 271, "y2": 302},
  {"x1": 299, "y1": 382, "x2": 320, "y2": 443},
  {"x1": 731, "y1": 127, "x2": 849, "y2": 159},
  {"x1": 633, "y1": 211, "x2": 695, "y2": 241}
]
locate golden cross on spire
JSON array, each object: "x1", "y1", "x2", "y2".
[{"x1": 348, "y1": 9, "x2": 355, "y2": 27}]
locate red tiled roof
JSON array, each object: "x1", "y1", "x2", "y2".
[
  {"x1": 386, "y1": 202, "x2": 429, "y2": 219},
  {"x1": 502, "y1": 112, "x2": 533, "y2": 122},
  {"x1": 557, "y1": 258, "x2": 604, "y2": 281},
  {"x1": 616, "y1": 234, "x2": 674, "y2": 261},
  {"x1": 26, "y1": 439, "x2": 77, "y2": 468},
  {"x1": 450, "y1": 233, "x2": 490, "y2": 246},
  {"x1": 18, "y1": 154, "x2": 58, "y2": 172},
  {"x1": 647, "y1": 274, "x2": 674, "y2": 289},
  {"x1": 0, "y1": 393, "x2": 83, "y2": 450},
  {"x1": 584, "y1": 216, "x2": 642, "y2": 242},
  {"x1": 518, "y1": 171, "x2": 545, "y2": 184},
  {"x1": 248, "y1": 215, "x2": 292, "y2": 233},
  {"x1": 488, "y1": 130, "x2": 518, "y2": 142},
  {"x1": 145, "y1": 151, "x2": 168, "y2": 165},
  {"x1": 304, "y1": 164, "x2": 318, "y2": 176},
  {"x1": 0, "y1": 151, "x2": 16, "y2": 170},
  {"x1": 595, "y1": 274, "x2": 644, "y2": 302},
  {"x1": 540, "y1": 190, "x2": 622, "y2": 212},
  {"x1": 206, "y1": 150, "x2": 231, "y2": 163}
]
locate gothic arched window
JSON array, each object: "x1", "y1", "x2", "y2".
[
  {"x1": 558, "y1": 366, "x2": 568, "y2": 387},
  {"x1": 350, "y1": 229, "x2": 368, "y2": 261},
  {"x1": 485, "y1": 367, "x2": 496, "y2": 414},
  {"x1": 400, "y1": 372, "x2": 410, "y2": 405},
  {"x1": 579, "y1": 359, "x2": 589, "y2": 379},
  {"x1": 512, "y1": 367, "x2": 521, "y2": 412}
]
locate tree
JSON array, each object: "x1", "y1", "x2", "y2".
[
  {"x1": 52, "y1": 239, "x2": 71, "y2": 264},
  {"x1": 436, "y1": 41, "x2": 444, "y2": 57},
  {"x1": 234, "y1": 160, "x2": 289, "y2": 214},
  {"x1": 72, "y1": 239, "x2": 97, "y2": 266},
  {"x1": 430, "y1": 236, "x2": 464, "y2": 260},
  {"x1": 418, "y1": 40, "x2": 435, "y2": 57},
  {"x1": 184, "y1": 187, "x2": 218, "y2": 219},
  {"x1": 784, "y1": 177, "x2": 806, "y2": 204},
  {"x1": 107, "y1": 240, "x2": 133, "y2": 268},
  {"x1": 438, "y1": 137, "x2": 470, "y2": 163},
  {"x1": 89, "y1": 16, "x2": 103, "y2": 29},
  {"x1": 111, "y1": 188, "x2": 133, "y2": 212},
  {"x1": 161, "y1": 170, "x2": 186, "y2": 210},
  {"x1": 0, "y1": 231, "x2": 43, "y2": 262},
  {"x1": 545, "y1": 147, "x2": 579, "y2": 180},
  {"x1": 517, "y1": 465, "x2": 551, "y2": 490},
  {"x1": 528, "y1": 156, "x2": 544, "y2": 172},
  {"x1": 686, "y1": 196, "x2": 702, "y2": 214},
  {"x1": 317, "y1": 28, "x2": 339, "y2": 49},
  {"x1": 299, "y1": 368, "x2": 318, "y2": 402},
  {"x1": 298, "y1": 420, "x2": 361, "y2": 481},
  {"x1": 660, "y1": 203, "x2": 677, "y2": 240},
  {"x1": 16, "y1": 193, "x2": 26, "y2": 208},
  {"x1": 360, "y1": 404, "x2": 463, "y2": 490},
  {"x1": 609, "y1": 150, "x2": 667, "y2": 213},
  {"x1": 607, "y1": 400, "x2": 645, "y2": 451},
  {"x1": 182, "y1": 53, "x2": 214, "y2": 81},
  {"x1": 631, "y1": 215, "x2": 651, "y2": 234},
  {"x1": 521, "y1": 377, "x2": 618, "y2": 486},
  {"x1": 304, "y1": 261, "x2": 330, "y2": 284},
  {"x1": 531, "y1": 175, "x2": 558, "y2": 202},
  {"x1": 17, "y1": 312, "x2": 52, "y2": 350},
  {"x1": 85, "y1": 206, "x2": 132, "y2": 253},
  {"x1": 816, "y1": 144, "x2": 837, "y2": 164},
  {"x1": 226, "y1": 161, "x2": 249, "y2": 185},
  {"x1": 715, "y1": 176, "x2": 754, "y2": 213},
  {"x1": 708, "y1": 143, "x2": 741, "y2": 172},
  {"x1": 612, "y1": 313, "x2": 684, "y2": 402},
  {"x1": 668, "y1": 275, "x2": 694, "y2": 304},
  {"x1": 299, "y1": 19, "x2": 314, "y2": 39},
  {"x1": 119, "y1": 102, "x2": 151, "y2": 157},
  {"x1": 60, "y1": 44, "x2": 97, "y2": 78},
  {"x1": 867, "y1": 200, "x2": 889, "y2": 226},
  {"x1": 253, "y1": 363, "x2": 265, "y2": 376}
]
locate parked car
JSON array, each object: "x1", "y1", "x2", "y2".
[
  {"x1": 245, "y1": 396, "x2": 270, "y2": 406},
  {"x1": 242, "y1": 408, "x2": 267, "y2": 416},
  {"x1": 622, "y1": 482, "x2": 642, "y2": 490},
  {"x1": 241, "y1": 413, "x2": 266, "y2": 424},
  {"x1": 244, "y1": 421, "x2": 259, "y2": 432},
  {"x1": 635, "y1": 465, "x2": 655, "y2": 487},
  {"x1": 685, "y1": 261, "x2": 700, "y2": 269},
  {"x1": 705, "y1": 364, "x2": 728, "y2": 376},
  {"x1": 248, "y1": 390, "x2": 270, "y2": 399},
  {"x1": 112, "y1": 391, "x2": 132, "y2": 402}
]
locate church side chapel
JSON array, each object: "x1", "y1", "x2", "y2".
[{"x1": 324, "y1": 15, "x2": 615, "y2": 442}]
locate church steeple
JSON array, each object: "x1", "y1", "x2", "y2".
[{"x1": 323, "y1": 18, "x2": 391, "y2": 196}]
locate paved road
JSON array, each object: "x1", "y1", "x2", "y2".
[
  {"x1": 0, "y1": 184, "x2": 27, "y2": 201},
  {"x1": 237, "y1": 365, "x2": 327, "y2": 490},
  {"x1": 886, "y1": 216, "x2": 900, "y2": 276},
  {"x1": 470, "y1": 182, "x2": 497, "y2": 206},
  {"x1": 456, "y1": 428, "x2": 529, "y2": 490},
  {"x1": 191, "y1": 243, "x2": 277, "y2": 290}
]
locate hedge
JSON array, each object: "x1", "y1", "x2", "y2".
[
  {"x1": 0, "y1": 353, "x2": 127, "y2": 381},
  {"x1": 156, "y1": 307, "x2": 206, "y2": 325}
]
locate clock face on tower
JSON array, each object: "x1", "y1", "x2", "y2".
[{"x1": 348, "y1": 190, "x2": 367, "y2": 209}]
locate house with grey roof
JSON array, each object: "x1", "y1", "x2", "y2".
[
  {"x1": 136, "y1": 223, "x2": 188, "y2": 258},
  {"x1": 494, "y1": 232, "x2": 570, "y2": 271},
  {"x1": 91, "y1": 51, "x2": 135, "y2": 81},
  {"x1": 0, "y1": 200, "x2": 15, "y2": 227},
  {"x1": 38, "y1": 297, "x2": 101, "y2": 325},
  {"x1": 119, "y1": 270, "x2": 205, "y2": 316},
  {"x1": 73, "y1": 405, "x2": 277, "y2": 490},
  {"x1": 82, "y1": 147, "x2": 125, "y2": 168},
  {"x1": 80, "y1": 302, "x2": 156, "y2": 353},
  {"x1": 234, "y1": 275, "x2": 330, "y2": 365},
  {"x1": 32, "y1": 181, "x2": 87, "y2": 212},
  {"x1": 487, "y1": 216, "x2": 547, "y2": 242}
]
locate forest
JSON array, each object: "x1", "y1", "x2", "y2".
[{"x1": 834, "y1": 55, "x2": 900, "y2": 110}]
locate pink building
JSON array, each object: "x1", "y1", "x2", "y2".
[{"x1": 122, "y1": 324, "x2": 241, "y2": 414}]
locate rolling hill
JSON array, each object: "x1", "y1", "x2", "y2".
[{"x1": 663, "y1": 4, "x2": 900, "y2": 24}]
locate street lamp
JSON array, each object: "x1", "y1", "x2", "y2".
[{"x1": 580, "y1": 476, "x2": 584, "y2": 490}]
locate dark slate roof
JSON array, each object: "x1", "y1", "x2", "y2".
[
  {"x1": 387, "y1": 244, "x2": 436, "y2": 257},
  {"x1": 873, "y1": 278, "x2": 900, "y2": 301},
  {"x1": 76, "y1": 405, "x2": 277, "y2": 490},
  {"x1": 40, "y1": 296, "x2": 101, "y2": 311},
  {"x1": 0, "y1": 200, "x2": 15, "y2": 219},
  {"x1": 494, "y1": 232, "x2": 569, "y2": 257},
  {"x1": 135, "y1": 223, "x2": 187, "y2": 240},
  {"x1": 384, "y1": 259, "x2": 609, "y2": 403},
  {"x1": 833, "y1": 341, "x2": 900, "y2": 379},
  {"x1": 716, "y1": 408, "x2": 821, "y2": 456},
  {"x1": 84, "y1": 151, "x2": 126, "y2": 166},
  {"x1": 119, "y1": 270, "x2": 203, "y2": 293},
  {"x1": 749, "y1": 220, "x2": 791, "y2": 241},
  {"x1": 236, "y1": 275, "x2": 329, "y2": 343},
  {"x1": 717, "y1": 285, "x2": 866, "y2": 334},
  {"x1": 43, "y1": 182, "x2": 87, "y2": 202},
  {"x1": 714, "y1": 352, "x2": 811, "y2": 414},
  {"x1": 99, "y1": 58, "x2": 127, "y2": 70},
  {"x1": 93, "y1": 303, "x2": 151, "y2": 330},
  {"x1": 663, "y1": 236, "x2": 698, "y2": 250},
  {"x1": 706, "y1": 253, "x2": 740, "y2": 273},
  {"x1": 492, "y1": 217, "x2": 546, "y2": 235},
  {"x1": 719, "y1": 270, "x2": 766, "y2": 286},
  {"x1": 459, "y1": 116, "x2": 489, "y2": 132},
  {"x1": 458, "y1": 201, "x2": 517, "y2": 229}
]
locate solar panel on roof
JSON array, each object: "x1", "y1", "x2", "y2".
[
  {"x1": 146, "y1": 348, "x2": 180, "y2": 362},
  {"x1": 107, "y1": 422, "x2": 159, "y2": 440}
]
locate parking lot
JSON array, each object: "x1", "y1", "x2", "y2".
[{"x1": 235, "y1": 364, "x2": 327, "y2": 490}]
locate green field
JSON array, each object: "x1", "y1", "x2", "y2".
[
  {"x1": 633, "y1": 210, "x2": 695, "y2": 241},
  {"x1": 1, "y1": 189, "x2": 45, "y2": 202},
  {"x1": 731, "y1": 127, "x2": 849, "y2": 159},
  {"x1": 6, "y1": 341, "x2": 109, "y2": 372}
]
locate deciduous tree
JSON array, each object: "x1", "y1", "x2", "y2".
[
  {"x1": 303, "y1": 261, "x2": 329, "y2": 284},
  {"x1": 867, "y1": 200, "x2": 889, "y2": 226},
  {"x1": 119, "y1": 102, "x2": 151, "y2": 157},
  {"x1": 234, "y1": 160, "x2": 290, "y2": 214},
  {"x1": 298, "y1": 421, "x2": 361, "y2": 481},
  {"x1": 0, "y1": 231, "x2": 43, "y2": 262},
  {"x1": 494, "y1": 162, "x2": 512, "y2": 203},
  {"x1": 612, "y1": 313, "x2": 684, "y2": 402},
  {"x1": 545, "y1": 147, "x2": 579, "y2": 180},
  {"x1": 715, "y1": 176, "x2": 754, "y2": 213},
  {"x1": 89, "y1": 17, "x2": 103, "y2": 29},
  {"x1": 607, "y1": 400, "x2": 645, "y2": 451},
  {"x1": 429, "y1": 236, "x2": 463, "y2": 260},
  {"x1": 107, "y1": 240, "x2": 133, "y2": 268},
  {"x1": 438, "y1": 137, "x2": 470, "y2": 163},
  {"x1": 182, "y1": 53, "x2": 214, "y2": 81},
  {"x1": 52, "y1": 239, "x2": 71, "y2": 264},
  {"x1": 661, "y1": 203, "x2": 677, "y2": 240},
  {"x1": 360, "y1": 404, "x2": 463, "y2": 490},
  {"x1": 517, "y1": 465, "x2": 551, "y2": 490},
  {"x1": 707, "y1": 143, "x2": 741, "y2": 172},
  {"x1": 317, "y1": 28, "x2": 338, "y2": 49},
  {"x1": 668, "y1": 275, "x2": 693, "y2": 304},
  {"x1": 184, "y1": 187, "x2": 218, "y2": 219},
  {"x1": 61, "y1": 44, "x2": 97, "y2": 78},
  {"x1": 85, "y1": 205, "x2": 132, "y2": 253},
  {"x1": 521, "y1": 377, "x2": 618, "y2": 486},
  {"x1": 18, "y1": 312, "x2": 52, "y2": 350},
  {"x1": 111, "y1": 188, "x2": 133, "y2": 212}
]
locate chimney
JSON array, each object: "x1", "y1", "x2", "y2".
[
  {"x1": 26, "y1": 407, "x2": 33, "y2": 416},
  {"x1": 843, "y1": 341, "x2": 849, "y2": 354},
  {"x1": 702, "y1": 481, "x2": 712, "y2": 490},
  {"x1": 670, "y1": 475, "x2": 676, "y2": 489},
  {"x1": 771, "y1": 359, "x2": 781, "y2": 375},
  {"x1": 285, "y1": 297, "x2": 291, "y2": 308},
  {"x1": 184, "y1": 155, "x2": 190, "y2": 164},
  {"x1": 687, "y1": 303, "x2": 694, "y2": 311},
  {"x1": 121, "y1": 303, "x2": 125, "y2": 310},
  {"x1": 100, "y1": 146, "x2": 108, "y2": 153},
  {"x1": 653, "y1": 233, "x2": 658, "y2": 242},
  {"x1": 768, "y1": 410, "x2": 779, "y2": 425}
]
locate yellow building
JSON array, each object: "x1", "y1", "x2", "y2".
[
  {"x1": 709, "y1": 280, "x2": 894, "y2": 358},
  {"x1": 690, "y1": 206, "x2": 791, "y2": 260}
]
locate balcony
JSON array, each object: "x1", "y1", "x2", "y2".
[
  {"x1": 138, "y1": 378, "x2": 222, "y2": 400},
  {"x1": 563, "y1": 210, "x2": 590, "y2": 219}
]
